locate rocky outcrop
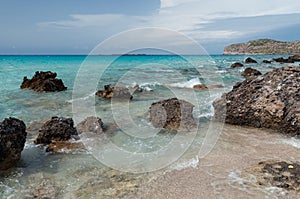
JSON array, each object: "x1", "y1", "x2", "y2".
[
  {"x1": 0, "y1": 118, "x2": 27, "y2": 170},
  {"x1": 213, "y1": 66, "x2": 300, "y2": 136},
  {"x1": 76, "y1": 116, "x2": 104, "y2": 134},
  {"x1": 241, "y1": 68, "x2": 262, "y2": 79},
  {"x1": 21, "y1": 71, "x2": 67, "y2": 92},
  {"x1": 150, "y1": 98, "x2": 196, "y2": 131},
  {"x1": 34, "y1": 117, "x2": 78, "y2": 144},
  {"x1": 244, "y1": 161, "x2": 300, "y2": 192},
  {"x1": 224, "y1": 39, "x2": 300, "y2": 54},
  {"x1": 96, "y1": 85, "x2": 133, "y2": 100},
  {"x1": 245, "y1": 57, "x2": 257, "y2": 64},
  {"x1": 230, "y1": 62, "x2": 244, "y2": 68},
  {"x1": 273, "y1": 55, "x2": 300, "y2": 63},
  {"x1": 193, "y1": 84, "x2": 224, "y2": 90}
]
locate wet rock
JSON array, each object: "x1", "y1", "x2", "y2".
[
  {"x1": 273, "y1": 57, "x2": 294, "y2": 63},
  {"x1": 34, "y1": 117, "x2": 78, "y2": 144},
  {"x1": 263, "y1": 60, "x2": 272, "y2": 64},
  {"x1": 289, "y1": 54, "x2": 300, "y2": 62},
  {"x1": 241, "y1": 68, "x2": 262, "y2": 79},
  {"x1": 245, "y1": 57, "x2": 258, "y2": 64},
  {"x1": 193, "y1": 84, "x2": 208, "y2": 90},
  {"x1": 46, "y1": 141, "x2": 85, "y2": 153},
  {"x1": 230, "y1": 62, "x2": 244, "y2": 68},
  {"x1": 0, "y1": 118, "x2": 27, "y2": 170},
  {"x1": 244, "y1": 161, "x2": 300, "y2": 192},
  {"x1": 96, "y1": 84, "x2": 133, "y2": 100},
  {"x1": 76, "y1": 116, "x2": 104, "y2": 134},
  {"x1": 21, "y1": 71, "x2": 67, "y2": 92},
  {"x1": 150, "y1": 98, "x2": 196, "y2": 131},
  {"x1": 213, "y1": 66, "x2": 300, "y2": 136}
]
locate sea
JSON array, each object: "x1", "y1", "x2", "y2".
[{"x1": 0, "y1": 54, "x2": 299, "y2": 198}]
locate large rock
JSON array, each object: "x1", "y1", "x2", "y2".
[
  {"x1": 0, "y1": 118, "x2": 27, "y2": 170},
  {"x1": 21, "y1": 71, "x2": 67, "y2": 92},
  {"x1": 230, "y1": 62, "x2": 244, "y2": 68},
  {"x1": 96, "y1": 85, "x2": 133, "y2": 100},
  {"x1": 273, "y1": 57, "x2": 294, "y2": 63},
  {"x1": 241, "y1": 68, "x2": 262, "y2": 79},
  {"x1": 150, "y1": 98, "x2": 196, "y2": 131},
  {"x1": 245, "y1": 57, "x2": 258, "y2": 64},
  {"x1": 213, "y1": 66, "x2": 300, "y2": 136},
  {"x1": 289, "y1": 54, "x2": 300, "y2": 62},
  {"x1": 76, "y1": 116, "x2": 104, "y2": 134},
  {"x1": 34, "y1": 117, "x2": 78, "y2": 144}
]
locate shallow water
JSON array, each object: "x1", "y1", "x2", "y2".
[{"x1": 0, "y1": 55, "x2": 299, "y2": 198}]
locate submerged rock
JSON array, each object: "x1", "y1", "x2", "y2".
[
  {"x1": 263, "y1": 60, "x2": 272, "y2": 64},
  {"x1": 21, "y1": 71, "x2": 67, "y2": 92},
  {"x1": 150, "y1": 98, "x2": 196, "y2": 131},
  {"x1": 245, "y1": 57, "x2": 258, "y2": 64},
  {"x1": 213, "y1": 66, "x2": 300, "y2": 136},
  {"x1": 273, "y1": 57, "x2": 294, "y2": 63},
  {"x1": 76, "y1": 116, "x2": 104, "y2": 134},
  {"x1": 0, "y1": 117, "x2": 27, "y2": 170},
  {"x1": 193, "y1": 84, "x2": 224, "y2": 90},
  {"x1": 241, "y1": 67, "x2": 262, "y2": 79},
  {"x1": 230, "y1": 62, "x2": 244, "y2": 68},
  {"x1": 96, "y1": 84, "x2": 133, "y2": 100},
  {"x1": 34, "y1": 117, "x2": 78, "y2": 144}
]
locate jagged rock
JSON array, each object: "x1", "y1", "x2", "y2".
[
  {"x1": 245, "y1": 57, "x2": 258, "y2": 64},
  {"x1": 263, "y1": 60, "x2": 272, "y2": 64},
  {"x1": 76, "y1": 116, "x2": 104, "y2": 134},
  {"x1": 193, "y1": 84, "x2": 208, "y2": 90},
  {"x1": 96, "y1": 85, "x2": 133, "y2": 100},
  {"x1": 21, "y1": 71, "x2": 67, "y2": 92},
  {"x1": 0, "y1": 118, "x2": 27, "y2": 170},
  {"x1": 213, "y1": 66, "x2": 300, "y2": 136},
  {"x1": 241, "y1": 68, "x2": 262, "y2": 79},
  {"x1": 34, "y1": 117, "x2": 78, "y2": 144},
  {"x1": 149, "y1": 98, "x2": 196, "y2": 131},
  {"x1": 230, "y1": 62, "x2": 244, "y2": 68},
  {"x1": 273, "y1": 57, "x2": 294, "y2": 63}
]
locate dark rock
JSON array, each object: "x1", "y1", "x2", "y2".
[
  {"x1": 193, "y1": 84, "x2": 208, "y2": 90},
  {"x1": 263, "y1": 60, "x2": 272, "y2": 64},
  {"x1": 289, "y1": 54, "x2": 300, "y2": 62},
  {"x1": 21, "y1": 71, "x2": 67, "y2": 92},
  {"x1": 149, "y1": 98, "x2": 196, "y2": 131},
  {"x1": 96, "y1": 85, "x2": 133, "y2": 100},
  {"x1": 245, "y1": 57, "x2": 258, "y2": 64},
  {"x1": 34, "y1": 117, "x2": 78, "y2": 144},
  {"x1": 46, "y1": 141, "x2": 85, "y2": 153},
  {"x1": 76, "y1": 116, "x2": 104, "y2": 134},
  {"x1": 273, "y1": 57, "x2": 294, "y2": 63},
  {"x1": 213, "y1": 66, "x2": 300, "y2": 136},
  {"x1": 230, "y1": 62, "x2": 244, "y2": 68},
  {"x1": 241, "y1": 68, "x2": 262, "y2": 79},
  {"x1": 0, "y1": 117, "x2": 27, "y2": 170}
]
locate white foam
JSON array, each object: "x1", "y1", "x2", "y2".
[
  {"x1": 67, "y1": 92, "x2": 95, "y2": 103},
  {"x1": 170, "y1": 156, "x2": 199, "y2": 170},
  {"x1": 282, "y1": 137, "x2": 300, "y2": 149},
  {"x1": 168, "y1": 78, "x2": 201, "y2": 88}
]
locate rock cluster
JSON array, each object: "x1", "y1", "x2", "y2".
[
  {"x1": 273, "y1": 55, "x2": 300, "y2": 63},
  {"x1": 0, "y1": 117, "x2": 27, "y2": 170},
  {"x1": 150, "y1": 98, "x2": 196, "y2": 131},
  {"x1": 21, "y1": 71, "x2": 67, "y2": 92},
  {"x1": 213, "y1": 66, "x2": 300, "y2": 136},
  {"x1": 96, "y1": 85, "x2": 133, "y2": 100}
]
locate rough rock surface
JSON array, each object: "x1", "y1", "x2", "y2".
[
  {"x1": 273, "y1": 57, "x2": 294, "y2": 63},
  {"x1": 213, "y1": 66, "x2": 300, "y2": 136},
  {"x1": 34, "y1": 117, "x2": 78, "y2": 144},
  {"x1": 76, "y1": 116, "x2": 104, "y2": 134},
  {"x1": 21, "y1": 71, "x2": 67, "y2": 92},
  {"x1": 150, "y1": 98, "x2": 196, "y2": 130},
  {"x1": 0, "y1": 118, "x2": 27, "y2": 170},
  {"x1": 245, "y1": 57, "x2": 258, "y2": 64},
  {"x1": 244, "y1": 161, "x2": 300, "y2": 192},
  {"x1": 241, "y1": 68, "x2": 262, "y2": 79},
  {"x1": 96, "y1": 85, "x2": 133, "y2": 100},
  {"x1": 230, "y1": 62, "x2": 244, "y2": 68}
]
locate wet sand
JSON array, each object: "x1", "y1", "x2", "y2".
[{"x1": 125, "y1": 124, "x2": 300, "y2": 199}]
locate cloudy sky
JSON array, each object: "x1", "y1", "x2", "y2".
[{"x1": 1, "y1": 0, "x2": 300, "y2": 54}]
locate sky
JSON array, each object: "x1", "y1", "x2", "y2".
[{"x1": 0, "y1": 0, "x2": 300, "y2": 54}]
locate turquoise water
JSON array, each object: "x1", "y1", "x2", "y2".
[{"x1": 0, "y1": 54, "x2": 295, "y2": 198}]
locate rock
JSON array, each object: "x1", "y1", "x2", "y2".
[
  {"x1": 273, "y1": 57, "x2": 294, "y2": 63},
  {"x1": 96, "y1": 85, "x2": 133, "y2": 100},
  {"x1": 20, "y1": 71, "x2": 67, "y2": 92},
  {"x1": 76, "y1": 116, "x2": 104, "y2": 134},
  {"x1": 213, "y1": 66, "x2": 300, "y2": 136},
  {"x1": 207, "y1": 84, "x2": 224, "y2": 89},
  {"x1": 289, "y1": 54, "x2": 300, "y2": 62},
  {"x1": 245, "y1": 57, "x2": 258, "y2": 64},
  {"x1": 263, "y1": 60, "x2": 272, "y2": 64},
  {"x1": 244, "y1": 161, "x2": 300, "y2": 192},
  {"x1": 193, "y1": 84, "x2": 208, "y2": 90},
  {"x1": 241, "y1": 68, "x2": 262, "y2": 79},
  {"x1": 149, "y1": 98, "x2": 196, "y2": 131},
  {"x1": 0, "y1": 118, "x2": 27, "y2": 170},
  {"x1": 230, "y1": 62, "x2": 244, "y2": 68},
  {"x1": 34, "y1": 117, "x2": 78, "y2": 144},
  {"x1": 46, "y1": 141, "x2": 85, "y2": 153}
]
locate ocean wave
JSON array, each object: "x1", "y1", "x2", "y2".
[
  {"x1": 281, "y1": 137, "x2": 300, "y2": 149},
  {"x1": 67, "y1": 92, "x2": 96, "y2": 103},
  {"x1": 168, "y1": 78, "x2": 201, "y2": 88},
  {"x1": 169, "y1": 156, "x2": 199, "y2": 170}
]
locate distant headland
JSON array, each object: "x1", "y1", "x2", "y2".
[{"x1": 224, "y1": 39, "x2": 300, "y2": 55}]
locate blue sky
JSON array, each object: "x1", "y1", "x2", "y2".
[{"x1": 1, "y1": 0, "x2": 299, "y2": 54}]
